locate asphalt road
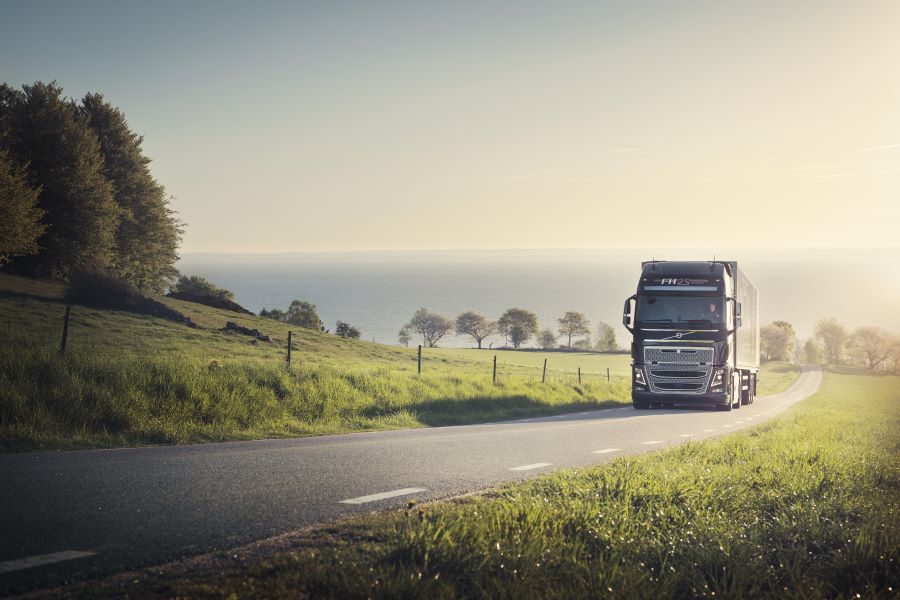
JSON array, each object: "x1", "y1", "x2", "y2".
[{"x1": 0, "y1": 367, "x2": 822, "y2": 593}]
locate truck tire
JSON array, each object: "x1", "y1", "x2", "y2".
[{"x1": 633, "y1": 402, "x2": 649, "y2": 410}]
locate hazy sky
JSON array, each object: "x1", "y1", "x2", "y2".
[{"x1": 2, "y1": 1, "x2": 898, "y2": 252}]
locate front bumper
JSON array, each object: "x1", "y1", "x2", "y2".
[{"x1": 632, "y1": 390, "x2": 729, "y2": 406}]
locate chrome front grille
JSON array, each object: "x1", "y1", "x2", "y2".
[{"x1": 643, "y1": 346, "x2": 713, "y2": 394}]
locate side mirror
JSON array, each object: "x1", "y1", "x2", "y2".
[
  {"x1": 623, "y1": 295, "x2": 636, "y2": 333},
  {"x1": 736, "y1": 315, "x2": 743, "y2": 328}
]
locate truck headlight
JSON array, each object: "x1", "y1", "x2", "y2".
[
  {"x1": 633, "y1": 367, "x2": 646, "y2": 387},
  {"x1": 709, "y1": 368, "x2": 725, "y2": 392}
]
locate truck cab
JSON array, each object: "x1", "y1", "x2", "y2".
[{"x1": 623, "y1": 260, "x2": 759, "y2": 411}]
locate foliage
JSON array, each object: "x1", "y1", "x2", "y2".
[
  {"x1": 537, "y1": 328, "x2": 557, "y2": 349},
  {"x1": 454, "y1": 311, "x2": 496, "y2": 349},
  {"x1": 336, "y1": 321, "x2": 361, "y2": 339},
  {"x1": 406, "y1": 307, "x2": 454, "y2": 347},
  {"x1": 80, "y1": 93, "x2": 181, "y2": 291},
  {"x1": 498, "y1": 307, "x2": 538, "y2": 349},
  {"x1": 594, "y1": 321, "x2": 619, "y2": 352},
  {"x1": 0, "y1": 148, "x2": 45, "y2": 262},
  {"x1": 398, "y1": 325, "x2": 411, "y2": 347},
  {"x1": 814, "y1": 317, "x2": 848, "y2": 364},
  {"x1": 803, "y1": 338, "x2": 822, "y2": 364},
  {"x1": 261, "y1": 300, "x2": 324, "y2": 331},
  {"x1": 173, "y1": 274, "x2": 235, "y2": 301},
  {"x1": 64, "y1": 270, "x2": 195, "y2": 326},
  {"x1": 848, "y1": 326, "x2": 896, "y2": 370},
  {"x1": 557, "y1": 311, "x2": 590, "y2": 347},
  {"x1": 0, "y1": 82, "x2": 120, "y2": 278},
  {"x1": 89, "y1": 371, "x2": 900, "y2": 599},
  {"x1": 760, "y1": 320, "x2": 795, "y2": 361}
]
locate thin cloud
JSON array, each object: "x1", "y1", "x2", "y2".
[
  {"x1": 750, "y1": 156, "x2": 777, "y2": 167},
  {"x1": 610, "y1": 148, "x2": 643, "y2": 153}
]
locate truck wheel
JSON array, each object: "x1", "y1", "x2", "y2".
[{"x1": 633, "y1": 402, "x2": 649, "y2": 410}]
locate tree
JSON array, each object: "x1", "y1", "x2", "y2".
[
  {"x1": 595, "y1": 321, "x2": 619, "y2": 352},
  {"x1": 848, "y1": 327, "x2": 894, "y2": 370},
  {"x1": 259, "y1": 300, "x2": 324, "y2": 331},
  {"x1": 406, "y1": 308, "x2": 454, "y2": 347},
  {"x1": 0, "y1": 149, "x2": 45, "y2": 263},
  {"x1": 814, "y1": 318, "x2": 848, "y2": 364},
  {"x1": 760, "y1": 321, "x2": 795, "y2": 361},
  {"x1": 498, "y1": 308, "x2": 538, "y2": 349},
  {"x1": 336, "y1": 321, "x2": 361, "y2": 339},
  {"x1": 286, "y1": 300, "x2": 324, "y2": 330},
  {"x1": 537, "y1": 328, "x2": 557, "y2": 350},
  {"x1": 80, "y1": 93, "x2": 181, "y2": 291},
  {"x1": 803, "y1": 338, "x2": 822, "y2": 364},
  {"x1": 173, "y1": 274, "x2": 234, "y2": 301},
  {"x1": 398, "y1": 325, "x2": 411, "y2": 347},
  {"x1": 259, "y1": 307, "x2": 286, "y2": 321},
  {"x1": 557, "y1": 311, "x2": 590, "y2": 348},
  {"x1": 455, "y1": 311, "x2": 496, "y2": 349},
  {"x1": 0, "y1": 82, "x2": 120, "y2": 278}
]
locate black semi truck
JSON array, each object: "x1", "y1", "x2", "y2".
[{"x1": 622, "y1": 260, "x2": 759, "y2": 411}]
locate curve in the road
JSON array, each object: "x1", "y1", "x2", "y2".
[{"x1": 0, "y1": 367, "x2": 822, "y2": 593}]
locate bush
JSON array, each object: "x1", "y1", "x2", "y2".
[
  {"x1": 172, "y1": 274, "x2": 234, "y2": 301},
  {"x1": 336, "y1": 321, "x2": 361, "y2": 339},
  {"x1": 66, "y1": 271, "x2": 196, "y2": 327}
]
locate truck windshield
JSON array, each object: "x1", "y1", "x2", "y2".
[{"x1": 636, "y1": 295, "x2": 725, "y2": 325}]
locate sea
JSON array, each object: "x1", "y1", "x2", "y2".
[{"x1": 176, "y1": 248, "x2": 900, "y2": 348}]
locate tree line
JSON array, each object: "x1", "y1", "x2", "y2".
[
  {"x1": 761, "y1": 317, "x2": 899, "y2": 372},
  {"x1": 398, "y1": 307, "x2": 620, "y2": 352},
  {"x1": 0, "y1": 81, "x2": 180, "y2": 290}
]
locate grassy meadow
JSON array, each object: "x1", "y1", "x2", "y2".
[
  {"x1": 80, "y1": 368, "x2": 899, "y2": 599},
  {"x1": 1, "y1": 273, "x2": 799, "y2": 451}
]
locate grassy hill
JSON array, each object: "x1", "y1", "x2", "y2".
[{"x1": 0, "y1": 274, "x2": 800, "y2": 451}]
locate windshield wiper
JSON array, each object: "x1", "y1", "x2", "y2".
[
  {"x1": 640, "y1": 319, "x2": 673, "y2": 324},
  {"x1": 683, "y1": 319, "x2": 715, "y2": 326}
]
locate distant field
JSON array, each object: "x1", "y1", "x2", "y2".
[
  {"x1": 93, "y1": 369, "x2": 898, "y2": 599},
  {"x1": 0, "y1": 274, "x2": 801, "y2": 451}
]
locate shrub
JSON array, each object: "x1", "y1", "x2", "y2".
[
  {"x1": 172, "y1": 274, "x2": 234, "y2": 301},
  {"x1": 336, "y1": 321, "x2": 361, "y2": 339}
]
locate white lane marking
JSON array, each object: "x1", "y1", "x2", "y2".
[
  {"x1": 641, "y1": 440, "x2": 663, "y2": 445},
  {"x1": 340, "y1": 487, "x2": 426, "y2": 505},
  {"x1": 734, "y1": 420, "x2": 744, "y2": 424},
  {"x1": 679, "y1": 433, "x2": 693, "y2": 437},
  {"x1": 0, "y1": 550, "x2": 96, "y2": 574},
  {"x1": 703, "y1": 428, "x2": 716, "y2": 432},
  {"x1": 509, "y1": 462, "x2": 552, "y2": 471},
  {"x1": 720, "y1": 425, "x2": 731, "y2": 428},
  {"x1": 593, "y1": 448, "x2": 621, "y2": 454}
]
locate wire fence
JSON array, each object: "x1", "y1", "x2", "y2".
[{"x1": 1, "y1": 305, "x2": 633, "y2": 386}]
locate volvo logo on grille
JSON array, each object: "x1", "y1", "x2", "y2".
[{"x1": 662, "y1": 331, "x2": 699, "y2": 341}]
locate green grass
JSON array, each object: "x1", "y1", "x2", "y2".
[
  {"x1": 80, "y1": 368, "x2": 898, "y2": 599},
  {"x1": 0, "y1": 274, "x2": 804, "y2": 452},
  {"x1": 756, "y1": 361, "x2": 803, "y2": 396}
]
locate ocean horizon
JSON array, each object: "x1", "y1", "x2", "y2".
[{"x1": 176, "y1": 247, "x2": 900, "y2": 348}]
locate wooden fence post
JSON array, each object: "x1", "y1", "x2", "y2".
[
  {"x1": 542, "y1": 358, "x2": 547, "y2": 384},
  {"x1": 59, "y1": 306, "x2": 71, "y2": 354},
  {"x1": 492, "y1": 355, "x2": 497, "y2": 384},
  {"x1": 578, "y1": 367, "x2": 582, "y2": 385},
  {"x1": 417, "y1": 344, "x2": 422, "y2": 374},
  {"x1": 607, "y1": 367, "x2": 610, "y2": 382},
  {"x1": 287, "y1": 331, "x2": 292, "y2": 367}
]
